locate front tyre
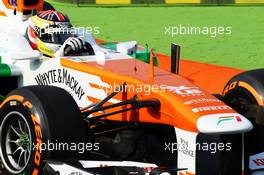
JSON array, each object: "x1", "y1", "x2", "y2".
[
  {"x1": 0, "y1": 86, "x2": 87, "y2": 175},
  {"x1": 222, "y1": 69, "x2": 264, "y2": 175}
]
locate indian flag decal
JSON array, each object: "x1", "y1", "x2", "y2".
[{"x1": 217, "y1": 116, "x2": 242, "y2": 126}]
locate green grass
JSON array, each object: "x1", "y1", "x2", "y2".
[{"x1": 50, "y1": 2, "x2": 264, "y2": 70}]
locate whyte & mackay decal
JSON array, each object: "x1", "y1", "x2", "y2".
[{"x1": 35, "y1": 68, "x2": 85, "y2": 100}]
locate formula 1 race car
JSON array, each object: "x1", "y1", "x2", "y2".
[{"x1": 0, "y1": 0, "x2": 263, "y2": 175}]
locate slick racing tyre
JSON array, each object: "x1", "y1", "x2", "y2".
[
  {"x1": 0, "y1": 86, "x2": 86, "y2": 175},
  {"x1": 222, "y1": 69, "x2": 264, "y2": 175}
]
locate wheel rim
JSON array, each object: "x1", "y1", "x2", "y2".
[{"x1": 0, "y1": 111, "x2": 32, "y2": 174}]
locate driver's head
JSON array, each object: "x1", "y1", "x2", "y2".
[{"x1": 27, "y1": 10, "x2": 73, "y2": 57}]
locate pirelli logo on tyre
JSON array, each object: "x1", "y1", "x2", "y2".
[
  {"x1": 222, "y1": 81, "x2": 238, "y2": 95},
  {"x1": 31, "y1": 113, "x2": 43, "y2": 175}
]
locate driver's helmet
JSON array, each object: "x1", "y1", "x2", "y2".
[{"x1": 27, "y1": 10, "x2": 73, "y2": 57}]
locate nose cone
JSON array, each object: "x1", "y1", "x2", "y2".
[{"x1": 197, "y1": 113, "x2": 253, "y2": 134}]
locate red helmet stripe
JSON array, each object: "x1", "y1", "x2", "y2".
[
  {"x1": 48, "y1": 13, "x2": 53, "y2": 20},
  {"x1": 39, "y1": 10, "x2": 51, "y2": 18},
  {"x1": 28, "y1": 26, "x2": 37, "y2": 38},
  {"x1": 56, "y1": 12, "x2": 65, "y2": 21}
]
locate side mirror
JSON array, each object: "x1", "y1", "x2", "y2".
[{"x1": 116, "y1": 41, "x2": 137, "y2": 55}]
